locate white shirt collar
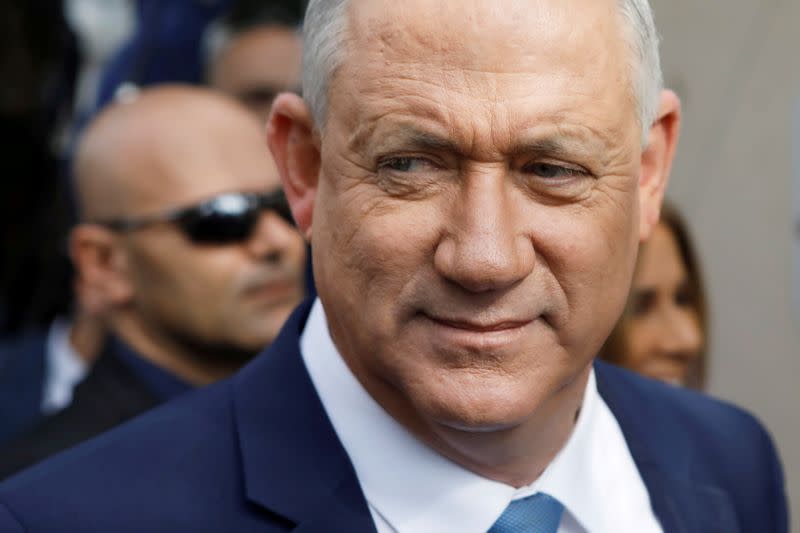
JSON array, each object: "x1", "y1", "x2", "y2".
[
  {"x1": 42, "y1": 318, "x2": 89, "y2": 415},
  {"x1": 301, "y1": 299, "x2": 660, "y2": 533}
]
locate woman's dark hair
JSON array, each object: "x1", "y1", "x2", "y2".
[{"x1": 599, "y1": 201, "x2": 709, "y2": 389}]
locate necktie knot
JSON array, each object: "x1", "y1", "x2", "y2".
[{"x1": 488, "y1": 492, "x2": 564, "y2": 533}]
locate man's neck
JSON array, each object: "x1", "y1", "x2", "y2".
[
  {"x1": 110, "y1": 316, "x2": 240, "y2": 387},
  {"x1": 67, "y1": 312, "x2": 106, "y2": 365},
  {"x1": 361, "y1": 364, "x2": 591, "y2": 488}
]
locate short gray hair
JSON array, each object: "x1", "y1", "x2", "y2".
[{"x1": 302, "y1": 0, "x2": 663, "y2": 145}]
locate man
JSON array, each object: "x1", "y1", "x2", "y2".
[
  {"x1": 0, "y1": 85, "x2": 306, "y2": 478},
  {"x1": 0, "y1": 1, "x2": 787, "y2": 531},
  {"x1": 0, "y1": 297, "x2": 105, "y2": 444},
  {"x1": 205, "y1": 0, "x2": 304, "y2": 123}
]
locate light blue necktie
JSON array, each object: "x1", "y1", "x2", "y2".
[{"x1": 488, "y1": 492, "x2": 565, "y2": 533}]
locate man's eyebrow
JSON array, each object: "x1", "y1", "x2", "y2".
[
  {"x1": 509, "y1": 138, "x2": 585, "y2": 158},
  {"x1": 351, "y1": 124, "x2": 603, "y2": 160},
  {"x1": 350, "y1": 123, "x2": 461, "y2": 154},
  {"x1": 400, "y1": 129, "x2": 461, "y2": 153}
]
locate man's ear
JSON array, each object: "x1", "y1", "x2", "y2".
[
  {"x1": 639, "y1": 89, "x2": 681, "y2": 241},
  {"x1": 267, "y1": 92, "x2": 320, "y2": 241},
  {"x1": 69, "y1": 224, "x2": 134, "y2": 308}
]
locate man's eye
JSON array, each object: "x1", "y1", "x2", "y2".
[
  {"x1": 523, "y1": 162, "x2": 586, "y2": 179},
  {"x1": 379, "y1": 157, "x2": 426, "y2": 172}
]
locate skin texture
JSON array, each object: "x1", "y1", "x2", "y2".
[
  {"x1": 269, "y1": 0, "x2": 680, "y2": 486},
  {"x1": 622, "y1": 222, "x2": 703, "y2": 385},
  {"x1": 209, "y1": 26, "x2": 302, "y2": 124},
  {"x1": 71, "y1": 86, "x2": 306, "y2": 385}
]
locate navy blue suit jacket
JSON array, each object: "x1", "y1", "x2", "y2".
[
  {"x1": 0, "y1": 330, "x2": 47, "y2": 444},
  {"x1": 0, "y1": 301, "x2": 788, "y2": 532}
]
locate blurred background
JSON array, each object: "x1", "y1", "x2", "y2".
[
  {"x1": 651, "y1": 0, "x2": 800, "y2": 522},
  {"x1": 0, "y1": 0, "x2": 797, "y2": 522}
]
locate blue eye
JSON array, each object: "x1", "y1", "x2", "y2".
[{"x1": 380, "y1": 157, "x2": 422, "y2": 172}]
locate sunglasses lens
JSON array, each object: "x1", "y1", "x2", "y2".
[{"x1": 180, "y1": 195, "x2": 258, "y2": 244}]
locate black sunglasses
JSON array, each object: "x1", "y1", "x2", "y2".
[{"x1": 95, "y1": 189, "x2": 295, "y2": 245}]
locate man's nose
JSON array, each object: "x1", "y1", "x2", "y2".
[
  {"x1": 244, "y1": 210, "x2": 298, "y2": 263},
  {"x1": 434, "y1": 173, "x2": 535, "y2": 293}
]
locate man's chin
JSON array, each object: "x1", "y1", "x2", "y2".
[
  {"x1": 435, "y1": 417, "x2": 521, "y2": 434},
  {"x1": 416, "y1": 386, "x2": 542, "y2": 436}
]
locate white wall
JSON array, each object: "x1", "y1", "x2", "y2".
[{"x1": 651, "y1": 0, "x2": 800, "y2": 525}]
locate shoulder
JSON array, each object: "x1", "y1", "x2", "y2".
[
  {"x1": 596, "y1": 361, "x2": 774, "y2": 451},
  {"x1": 0, "y1": 329, "x2": 47, "y2": 373},
  {"x1": 596, "y1": 362, "x2": 788, "y2": 531},
  {"x1": 0, "y1": 329, "x2": 48, "y2": 443},
  {"x1": 0, "y1": 380, "x2": 266, "y2": 532}
]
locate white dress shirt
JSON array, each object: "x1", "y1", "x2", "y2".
[
  {"x1": 41, "y1": 319, "x2": 89, "y2": 415},
  {"x1": 301, "y1": 299, "x2": 662, "y2": 533}
]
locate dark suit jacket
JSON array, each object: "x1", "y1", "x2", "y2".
[
  {"x1": 0, "y1": 330, "x2": 47, "y2": 444},
  {"x1": 0, "y1": 341, "x2": 160, "y2": 479},
  {"x1": 0, "y1": 300, "x2": 788, "y2": 532}
]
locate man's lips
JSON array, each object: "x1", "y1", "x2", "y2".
[
  {"x1": 419, "y1": 312, "x2": 539, "y2": 351},
  {"x1": 425, "y1": 315, "x2": 533, "y2": 333}
]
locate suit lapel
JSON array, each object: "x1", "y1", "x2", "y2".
[
  {"x1": 595, "y1": 362, "x2": 739, "y2": 533},
  {"x1": 232, "y1": 299, "x2": 376, "y2": 532}
]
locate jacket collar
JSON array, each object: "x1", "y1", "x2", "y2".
[
  {"x1": 595, "y1": 362, "x2": 739, "y2": 533},
  {"x1": 231, "y1": 303, "x2": 738, "y2": 533},
  {"x1": 232, "y1": 299, "x2": 377, "y2": 532}
]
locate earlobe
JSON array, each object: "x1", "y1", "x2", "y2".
[
  {"x1": 267, "y1": 93, "x2": 321, "y2": 241},
  {"x1": 639, "y1": 89, "x2": 681, "y2": 241}
]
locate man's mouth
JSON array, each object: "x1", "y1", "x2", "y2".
[{"x1": 428, "y1": 316, "x2": 532, "y2": 333}]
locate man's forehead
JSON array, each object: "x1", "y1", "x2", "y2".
[
  {"x1": 330, "y1": 0, "x2": 636, "y2": 156},
  {"x1": 348, "y1": 0, "x2": 624, "y2": 68},
  {"x1": 335, "y1": 0, "x2": 633, "y2": 119}
]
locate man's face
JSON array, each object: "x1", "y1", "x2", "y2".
[
  {"x1": 120, "y1": 114, "x2": 306, "y2": 357},
  {"x1": 302, "y1": 0, "x2": 666, "y2": 432},
  {"x1": 210, "y1": 26, "x2": 302, "y2": 123}
]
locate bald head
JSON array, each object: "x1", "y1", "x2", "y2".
[{"x1": 74, "y1": 85, "x2": 278, "y2": 222}]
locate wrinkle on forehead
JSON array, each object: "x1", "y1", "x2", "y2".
[
  {"x1": 329, "y1": 0, "x2": 638, "y2": 158},
  {"x1": 348, "y1": 0, "x2": 626, "y2": 76}
]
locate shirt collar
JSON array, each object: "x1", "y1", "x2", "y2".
[
  {"x1": 110, "y1": 336, "x2": 192, "y2": 402},
  {"x1": 42, "y1": 318, "x2": 90, "y2": 414},
  {"x1": 300, "y1": 299, "x2": 602, "y2": 533},
  {"x1": 513, "y1": 369, "x2": 600, "y2": 530}
]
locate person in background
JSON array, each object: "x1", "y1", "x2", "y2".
[
  {"x1": 204, "y1": 0, "x2": 304, "y2": 124},
  {"x1": 599, "y1": 202, "x2": 707, "y2": 389},
  {"x1": 0, "y1": 278, "x2": 106, "y2": 445},
  {"x1": 204, "y1": 0, "x2": 315, "y2": 295},
  {"x1": 0, "y1": 1, "x2": 106, "y2": 445},
  {"x1": 0, "y1": 85, "x2": 306, "y2": 479},
  {"x1": 93, "y1": 0, "x2": 233, "y2": 109}
]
